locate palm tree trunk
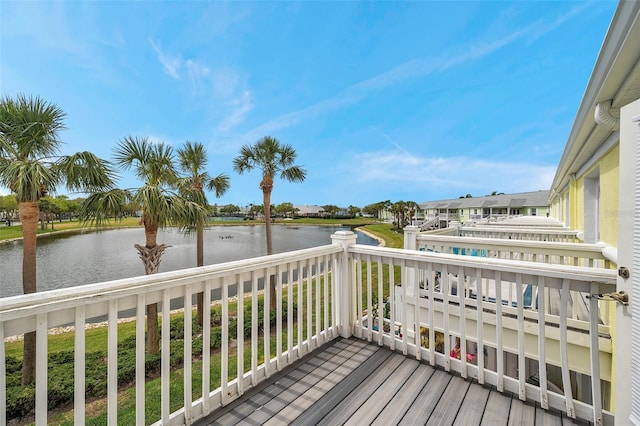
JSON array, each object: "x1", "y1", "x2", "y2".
[
  {"x1": 196, "y1": 223, "x2": 205, "y2": 326},
  {"x1": 19, "y1": 201, "x2": 39, "y2": 385},
  {"x1": 136, "y1": 236, "x2": 167, "y2": 355},
  {"x1": 263, "y1": 190, "x2": 277, "y2": 310}
]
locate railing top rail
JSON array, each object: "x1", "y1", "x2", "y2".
[
  {"x1": 415, "y1": 234, "x2": 606, "y2": 255},
  {"x1": 348, "y1": 244, "x2": 617, "y2": 285},
  {"x1": 460, "y1": 226, "x2": 578, "y2": 235},
  {"x1": 421, "y1": 228, "x2": 458, "y2": 235},
  {"x1": 0, "y1": 244, "x2": 341, "y2": 315}
]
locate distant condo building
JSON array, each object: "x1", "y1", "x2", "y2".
[{"x1": 417, "y1": 190, "x2": 550, "y2": 229}]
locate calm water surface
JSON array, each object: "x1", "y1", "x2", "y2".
[{"x1": 0, "y1": 225, "x2": 377, "y2": 298}]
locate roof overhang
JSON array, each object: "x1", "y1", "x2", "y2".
[{"x1": 549, "y1": 1, "x2": 640, "y2": 203}]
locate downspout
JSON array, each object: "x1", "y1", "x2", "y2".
[{"x1": 594, "y1": 100, "x2": 620, "y2": 131}]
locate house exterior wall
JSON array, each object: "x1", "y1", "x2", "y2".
[
  {"x1": 553, "y1": 144, "x2": 619, "y2": 246},
  {"x1": 598, "y1": 144, "x2": 619, "y2": 247}
]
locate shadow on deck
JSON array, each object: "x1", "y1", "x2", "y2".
[{"x1": 195, "y1": 338, "x2": 585, "y2": 426}]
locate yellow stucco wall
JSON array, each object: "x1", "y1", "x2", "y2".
[
  {"x1": 598, "y1": 144, "x2": 620, "y2": 247},
  {"x1": 564, "y1": 144, "x2": 620, "y2": 247}
]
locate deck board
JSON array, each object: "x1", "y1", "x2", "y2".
[
  {"x1": 371, "y1": 363, "x2": 436, "y2": 425},
  {"x1": 480, "y1": 389, "x2": 512, "y2": 425},
  {"x1": 426, "y1": 374, "x2": 472, "y2": 425},
  {"x1": 291, "y1": 347, "x2": 393, "y2": 426},
  {"x1": 195, "y1": 337, "x2": 571, "y2": 426},
  {"x1": 452, "y1": 381, "x2": 491, "y2": 426},
  {"x1": 345, "y1": 358, "x2": 419, "y2": 425},
  {"x1": 535, "y1": 405, "x2": 563, "y2": 426},
  {"x1": 508, "y1": 399, "x2": 536, "y2": 425},
  {"x1": 316, "y1": 353, "x2": 406, "y2": 425},
  {"x1": 399, "y1": 369, "x2": 452, "y2": 425}
]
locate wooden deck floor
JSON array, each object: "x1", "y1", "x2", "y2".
[{"x1": 195, "y1": 338, "x2": 585, "y2": 426}]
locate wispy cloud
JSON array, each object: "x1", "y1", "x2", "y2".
[
  {"x1": 241, "y1": 5, "x2": 588, "y2": 141},
  {"x1": 218, "y1": 90, "x2": 253, "y2": 132},
  {"x1": 349, "y1": 151, "x2": 555, "y2": 195},
  {"x1": 149, "y1": 39, "x2": 211, "y2": 83},
  {"x1": 373, "y1": 128, "x2": 414, "y2": 157},
  {"x1": 149, "y1": 39, "x2": 182, "y2": 79},
  {"x1": 210, "y1": 68, "x2": 254, "y2": 132},
  {"x1": 148, "y1": 42, "x2": 252, "y2": 130}
]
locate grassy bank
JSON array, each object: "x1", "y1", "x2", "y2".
[
  {"x1": 0, "y1": 217, "x2": 401, "y2": 247},
  {"x1": 0, "y1": 217, "x2": 142, "y2": 242}
]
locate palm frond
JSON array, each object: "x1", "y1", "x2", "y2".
[
  {"x1": 56, "y1": 152, "x2": 116, "y2": 192},
  {"x1": 1, "y1": 159, "x2": 58, "y2": 202},
  {"x1": 206, "y1": 173, "x2": 230, "y2": 198},
  {"x1": 0, "y1": 94, "x2": 65, "y2": 160},
  {"x1": 281, "y1": 165, "x2": 307, "y2": 183},
  {"x1": 78, "y1": 189, "x2": 131, "y2": 225}
]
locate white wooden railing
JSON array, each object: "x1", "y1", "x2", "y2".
[
  {"x1": 458, "y1": 225, "x2": 581, "y2": 242},
  {"x1": 1, "y1": 231, "x2": 617, "y2": 425},
  {"x1": 339, "y1": 237, "x2": 617, "y2": 425},
  {"x1": 407, "y1": 228, "x2": 616, "y2": 324},
  {"x1": 1, "y1": 245, "x2": 343, "y2": 426},
  {"x1": 415, "y1": 234, "x2": 612, "y2": 268}
]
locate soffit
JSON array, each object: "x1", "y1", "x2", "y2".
[{"x1": 550, "y1": 1, "x2": 640, "y2": 200}]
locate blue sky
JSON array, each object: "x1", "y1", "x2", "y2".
[{"x1": 1, "y1": 1, "x2": 617, "y2": 208}]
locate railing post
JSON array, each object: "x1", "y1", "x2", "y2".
[
  {"x1": 332, "y1": 231, "x2": 358, "y2": 338},
  {"x1": 403, "y1": 226, "x2": 420, "y2": 339},
  {"x1": 404, "y1": 225, "x2": 419, "y2": 250}
]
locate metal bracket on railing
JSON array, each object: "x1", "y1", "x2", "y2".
[{"x1": 587, "y1": 291, "x2": 629, "y2": 305}]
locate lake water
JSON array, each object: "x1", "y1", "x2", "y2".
[{"x1": 0, "y1": 225, "x2": 377, "y2": 298}]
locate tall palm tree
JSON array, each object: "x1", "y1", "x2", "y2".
[
  {"x1": 233, "y1": 136, "x2": 306, "y2": 309},
  {"x1": 176, "y1": 141, "x2": 229, "y2": 325},
  {"x1": 81, "y1": 136, "x2": 207, "y2": 354},
  {"x1": 0, "y1": 94, "x2": 114, "y2": 384},
  {"x1": 390, "y1": 200, "x2": 407, "y2": 229},
  {"x1": 406, "y1": 201, "x2": 419, "y2": 226}
]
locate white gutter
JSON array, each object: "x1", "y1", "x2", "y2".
[{"x1": 594, "y1": 100, "x2": 620, "y2": 131}]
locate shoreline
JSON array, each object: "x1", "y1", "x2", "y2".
[
  {"x1": 0, "y1": 221, "x2": 379, "y2": 244},
  {"x1": 355, "y1": 226, "x2": 386, "y2": 247}
]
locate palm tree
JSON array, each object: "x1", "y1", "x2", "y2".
[
  {"x1": 176, "y1": 141, "x2": 230, "y2": 325},
  {"x1": 233, "y1": 136, "x2": 306, "y2": 309},
  {"x1": 81, "y1": 136, "x2": 207, "y2": 354},
  {"x1": 406, "y1": 201, "x2": 419, "y2": 226},
  {"x1": 0, "y1": 94, "x2": 114, "y2": 384},
  {"x1": 390, "y1": 200, "x2": 407, "y2": 229}
]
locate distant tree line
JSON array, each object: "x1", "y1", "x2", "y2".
[{"x1": 362, "y1": 199, "x2": 419, "y2": 229}]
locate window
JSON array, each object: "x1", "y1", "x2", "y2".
[{"x1": 531, "y1": 208, "x2": 537, "y2": 216}]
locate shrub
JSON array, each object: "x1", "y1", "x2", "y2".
[{"x1": 6, "y1": 385, "x2": 35, "y2": 419}]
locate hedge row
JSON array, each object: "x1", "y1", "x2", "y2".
[{"x1": 6, "y1": 301, "x2": 299, "y2": 420}]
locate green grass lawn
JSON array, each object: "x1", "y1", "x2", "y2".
[
  {"x1": 361, "y1": 223, "x2": 404, "y2": 248},
  {"x1": 0, "y1": 216, "x2": 387, "y2": 243},
  {"x1": 0, "y1": 217, "x2": 142, "y2": 242}
]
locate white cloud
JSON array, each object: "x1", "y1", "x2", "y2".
[
  {"x1": 218, "y1": 90, "x2": 254, "y2": 132},
  {"x1": 210, "y1": 68, "x2": 255, "y2": 132},
  {"x1": 186, "y1": 60, "x2": 210, "y2": 81},
  {"x1": 350, "y1": 151, "x2": 555, "y2": 194},
  {"x1": 149, "y1": 39, "x2": 181, "y2": 79},
  {"x1": 149, "y1": 39, "x2": 213, "y2": 86}
]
